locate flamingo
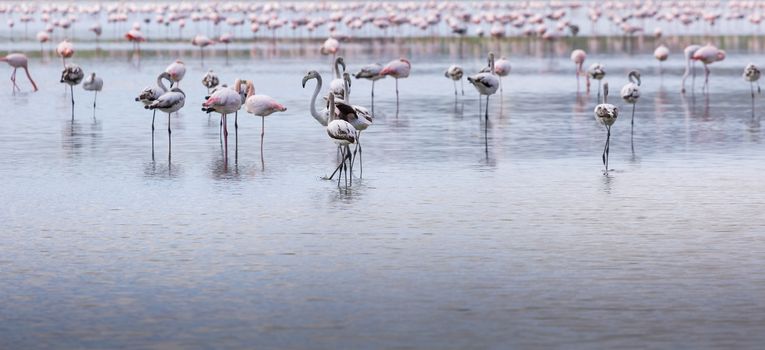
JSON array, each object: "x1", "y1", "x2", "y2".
[
  {"x1": 243, "y1": 81, "x2": 287, "y2": 167},
  {"x1": 325, "y1": 91, "x2": 358, "y2": 187},
  {"x1": 681, "y1": 44, "x2": 701, "y2": 93},
  {"x1": 1, "y1": 53, "x2": 38, "y2": 92},
  {"x1": 480, "y1": 56, "x2": 511, "y2": 94},
  {"x1": 620, "y1": 71, "x2": 641, "y2": 138},
  {"x1": 467, "y1": 52, "x2": 499, "y2": 122},
  {"x1": 60, "y1": 64, "x2": 84, "y2": 119},
  {"x1": 125, "y1": 28, "x2": 146, "y2": 54},
  {"x1": 164, "y1": 60, "x2": 186, "y2": 87},
  {"x1": 147, "y1": 86, "x2": 185, "y2": 135},
  {"x1": 445, "y1": 64, "x2": 464, "y2": 96},
  {"x1": 82, "y1": 72, "x2": 103, "y2": 110},
  {"x1": 320, "y1": 36, "x2": 340, "y2": 68},
  {"x1": 570, "y1": 49, "x2": 588, "y2": 92},
  {"x1": 202, "y1": 69, "x2": 219, "y2": 94},
  {"x1": 136, "y1": 72, "x2": 172, "y2": 131},
  {"x1": 202, "y1": 83, "x2": 241, "y2": 144},
  {"x1": 36, "y1": 31, "x2": 49, "y2": 57},
  {"x1": 56, "y1": 40, "x2": 74, "y2": 67},
  {"x1": 588, "y1": 63, "x2": 606, "y2": 101},
  {"x1": 219, "y1": 33, "x2": 232, "y2": 64},
  {"x1": 334, "y1": 79, "x2": 373, "y2": 178},
  {"x1": 379, "y1": 58, "x2": 411, "y2": 107},
  {"x1": 654, "y1": 45, "x2": 669, "y2": 75},
  {"x1": 692, "y1": 44, "x2": 726, "y2": 92},
  {"x1": 744, "y1": 64, "x2": 761, "y2": 113},
  {"x1": 353, "y1": 63, "x2": 384, "y2": 107},
  {"x1": 329, "y1": 57, "x2": 347, "y2": 99},
  {"x1": 302, "y1": 70, "x2": 330, "y2": 126},
  {"x1": 594, "y1": 82, "x2": 618, "y2": 174},
  {"x1": 192, "y1": 35, "x2": 213, "y2": 66}
]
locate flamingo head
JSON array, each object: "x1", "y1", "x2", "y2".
[
  {"x1": 302, "y1": 70, "x2": 320, "y2": 88},
  {"x1": 716, "y1": 49, "x2": 726, "y2": 62}
]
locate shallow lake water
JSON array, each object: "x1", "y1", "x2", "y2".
[{"x1": 2, "y1": 38, "x2": 765, "y2": 349}]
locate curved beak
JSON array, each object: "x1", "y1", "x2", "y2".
[{"x1": 301, "y1": 76, "x2": 309, "y2": 88}]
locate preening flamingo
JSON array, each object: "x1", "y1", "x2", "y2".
[
  {"x1": 467, "y1": 52, "x2": 499, "y2": 122},
  {"x1": 60, "y1": 64, "x2": 84, "y2": 119},
  {"x1": 588, "y1": 63, "x2": 606, "y2": 101},
  {"x1": 570, "y1": 49, "x2": 588, "y2": 92},
  {"x1": 325, "y1": 91, "x2": 358, "y2": 188},
  {"x1": 594, "y1": 82, "x2": 618, "y2": 174},
  {"x1": 1, "y1": 53, "x2": 38, "y2": 92},
  {"x1": 56, "y1": 40, "x2": 74, "y2": 67},
  {"x1": 743, "y1": 64, "x2": 761, "y2": 112},
  {"x1": 164, "y1": 60, "x2": 186, "y2": 87},
  {"x1": 620, "y1": 71, "x2": 641, "y2": 139},
  {"x1": 654, "y1": 45, "x2": 669, "y2": 74},
  {"x1": 147, "y1": 86, "x2": 185, "y2": 135},
  {"x1": 82, "y1": 72, "x2": 103, "y2": 110},
  {"x1": 481, "y1": 56, "x2": 511, "y2": 94},
  {"x1": 329, "y1": 56, "x2": 347, "y2": 100},
  {"x1": 201, "y1": 69, "x2": 219, "y2": 94},
  {"x1": 445, "y1": 64, "x2": 464, "y2": 96}
]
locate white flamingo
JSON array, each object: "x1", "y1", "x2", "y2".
[
  {"x1": 136, "y1": 72, "x2": 172, "y2": 131},
  {"x1": 467, "y1": 52, "x2": 499, "y2": 122},
  {"x1": 82, "y1": 72, "x2": 103, "y2": 110},
  {"x1": 620, "y1": 70, "x2": 641, "y2": 133},
  {"x1": 744, "y1": 63, "x2": 761, "y2": 98},
  {"x1": 202, "y1": 83, "x2": 241, "y2": 140},
  {"x1": 594, "y1": 82, "x2": 618, "y2": 174},
  {"x1": 201, "y1": 69, "x2": 219, "y2": 93},
  {"x1": 444, "y1": 64, "x2": 464, "y2": 96},
  {"x1": 334, "y1": 76, "x2": 373, "y2": 177},
  {"x1": 480, "y1": 56, "x2": 511, "y2": 94},
  {"x1": 302, "y1": 70, "x2": 330, "y2": 126},
  {"x1": 329, "y1": 56, "x2": 347, "y2": 100},
  {"x1": 243, "y1": 81, "x2": 287, "y2": 167},
  {"x1": 588, "y1": 63, "x2": 606, "y2": 101},
  {"x1": 147, "y1": 86, "x2": 185, "y2": 135}
]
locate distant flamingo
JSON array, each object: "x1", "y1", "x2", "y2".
[
  {"x1": 320, "y1": 37, "x2": 340, "y2": 68},
  {"x1": 380, "y1": 58, "x2": 411, "y2": 108},
  {"x1": 82, "y1": 72, "x2": 103, "y2": 110},
  {"x1": 219, "y1": 33, "x2": 232, "y2": 64},
  {"x1": 692, "y1": 44, "x2": 726, "y2": 92},
  {"x1": 467, "y1": 52, "x2": 500, "y2": 122},
  {"x1": 164, "y1": 60, "x2": 186, "y2": 87},
  {"x1": 56, "y1": 40, "x2": 74, "y2": 67},
  {"x1": 654, "y1": 45, "x2": 669, "y2": 74},
  {"x1": 60, "y1": 64, "x2": 84, "y2": 119},
  {"x1": 444, "y1": 64, "x2": 464, "y2": 96},
  {"x1": 36, "y1": 31, "x2": 49, "y2": 56},
  {"x1": 243, "y1": 81, "x2": 287, "y2": 167},
  {"x1": 588, "y1": 63, "x2": 606, "y2": 101},
  {"x1": 681, "y1": 44, "x2": 701, "y2": 93},
  {"x1": 354, "y1": 63, "x2": 384, "y2": 107},
  {"x1": 594, "y1": 82, "x2": 618, "y2": 174},
  {"x1": 481, "y1": 56, "x2": 511, "y2": 94},
  {"x1": 620, "y1": 71, "x2": 641, "y2": 138},
  {"x1": 192, "y1": 35, "x2": 213, "y2": 66},
  {"x1": 743, "y1": 64, "x2": 761, "y2": 111},
  {"x1": 1, "y1": 53, "x2": 38, "y2": 92},
  {"x1": 125, "y1": 28, "x2": 146, "y2": 54},
  {"x1": 570, "y1": 49, "x2": 588, "y2": 92}
]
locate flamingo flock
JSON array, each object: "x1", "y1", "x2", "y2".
[{"x1": 4, "y1": 1, "x2": 765, "y2": 184}]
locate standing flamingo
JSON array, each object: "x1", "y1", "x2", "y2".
[
  {"x1": 481, "y1": 56, "x2": 511, "y2": 94},
  {"x1": 692, "y1": 44, "x2": 726, "y2": 92},
  {"x1": 1, "y1": 53, "x2": 38, "y2": 92},
  {"x1": 136, "y1": 72, "x2": 172, "y2": 159},
  {"x1": 681, "y1": 44, "x2": 701, "y2": 93},
  {"x1": 82, "y1": 72, "x2": 103, "y2": 111},
  {"x1": 302, "y1": 70, "x2": 330, "y2": 126},
  {"x1": 325, "y1": 91, "x2": 357, "y2": 187},
  {"x1": 329, "y1": 56, "x2": 347, "y2": 100},
  {"x1": 125, "y1": 28, "x2": 146, "y2": 54},
  {"x1": 354, "y1": 63, "x2": 384, "y2": 109},
  {"x1": 467, "y1": 52, "x2": 499, "y2": 122},
  {"x1": 445, "y1": 64, "x2": 464, "y2": 96},
  {"x1": 60, "y1": 64, "x2": 84, "y2": 119},
  {"x1": 202, "y1": 83, "x2": 241, "y2": 155},
  {"x1": 243, "y1": 81, "x2": 287, "y2": 168},
  {"x1": 654, "y1": 45, "x2": 669, "y2": 75},
  {"x1": 320, "y1": 37, "x2": 340, "y2": 70},
  {"x1": 219, "y1": 33, "x2": 232, "y2": 64},
  {"x1": 164, "y1": 60, "x2": 186, "y2": 87},
  {"x1": 147, "y1": 86, "x2": 186, "y2": 135},
  {"x1": 570, "y1": 49, "x2": 588, "y2": 92},
  {"x1": 56, "y1": 40, "x2": 74, "y2": 67},
  {"x1": 202, "y1": 69, "x2": 219, "y2": 94},
  {"x1": 594, "y1": 82, "x2": 618, "y2": 174},
  {"x1": 588, "y1": 63, "x2": 606, "y2": 101},
  {"x1": 36, "y1": 32, "x2": 50, "y2": 57},
  {"x1": 379, "y1": 58, "x2": 411, "y2": 108},
  {"x1": 334, "y1": 80, "x2": 373, "y2": 178},
  {"x1": 620, "y1": 71, "x2": 641, "y2": 143},
  {"x1": 744, "y1": 64, "x2": 761, "y2": 114},
  {"x1": 192, "y1": 35, "x2": 213, "y2": 66}
]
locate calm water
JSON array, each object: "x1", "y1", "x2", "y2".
[{"x1": 2, "y1": 40, "x2": 765, "y2": 349}]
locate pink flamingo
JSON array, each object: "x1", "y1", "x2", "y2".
[
  {"x1": 681, "y1": 45, "x2": 701, "y2": 93},
  {"x1": 379, "y1": 58, "x2": 411, "y2": 108},
  {"x1": 243, "y1": 81, "x2": 287, "y2": 167},
  {"x1": 654, "y1": 45, "x2": 669, "y2": 75},
  {"x1": 219, "y1": 33, "x2": 233, "y2": 64},
  {"x1": 56, "y1": 40, "x2": 74, "y2": 67},
  {"x1": 164, "y1": 60, "x2": 186, "y2": 88},
  {"x1": 692, "y1": 44, "x2": 726, "y2": 92},
  {"x1": 192, "y1": 35, "x2": 213, "y2": 66},
  {"x1": 570, "y1": 49, "x2": 588, "y2": 92},
  {"x1": 36, "y1": 31, "x2": 49, "y2": 57},
  {"x1": 125, "y1": 28, "x2": 146, "y2": 54},
  {"x1": 1, "y1": 53, "x2": 38, "y2": 92}
]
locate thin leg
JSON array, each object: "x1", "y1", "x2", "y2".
[
  {"x1": 167, "y1": 113, "x2": 171, "y2": 134},
  {"x1": 260, "y1": 116, "x2": 265, "y2": 168},
  {"x1": 93, "y1": 91, "x2": 98, "y2": 108},
  {"x1": 453, "y1": 80, "x2": 457, "y2": 96},
  {"x1": 461, "y1": 79, "x2": 464, "y2": 95},
  {"x1": 597, "y1": 81, "x2": 601, "y2": 103},
  {"x1": 235, "y1": 111, "x2": 238, "y2": 130},
  {"x1": 151, "y1": 115, "x2": 155, "y2": 162},
  {"x1": 337, "y1": 147, "x2": 344, "y2": 186},
  {"x1": 395, "y1": 78, "x2": 399, "y2": 107},
  {"x1": 330, "y1": 146, "x2": 345, "y2": 180},
  {"x1": 499, "y1": 77, "x2": 503, "y2": 95},
  {"x1": 371, "y1": 81, "x2": 375, "y2": 116},
  {"x1": 346, "y1": 145, "x2": 352, "y2": 186},
  {"x1": 70, "y1": 85, "x2": 75, "y2": 120},
  {"x1": 223, "y1": 114, "x2": 228, "y2": 137},
  {"x1": 485, "y1": 95, "x2": 489, "y2": 122}
]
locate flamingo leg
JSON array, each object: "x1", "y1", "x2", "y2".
[
  {"x1": 461, "y1": 79, "x2": 464, "y2": 95},
  {"x1": 602, "y1": 126, "x2": 611, "y2": 173},
  {"x1": 223, "y1": 114, "x2": 228, "y2": 137},
  {"x1": 167, "y1": 112, "x2": 171, "y2": 134},
  {"x1": 93, "y1": 91, "x2": 98, "y2": 109},
  {"x1": 346, "y1": 145, "x2": 352, "y2": 186},
  {"x1": 151, "y1": 110, "x2": 156, "y2": 161},
  {"x1": 260, "y1": 116, "x2": 265, "y2": 169},
  {"x1": 70, "y1": 85, "x2": 75, "y2": 120},
  {"x1": 597, "y1": 80, "x2": 601, "y2": 103},
  {"x1": 10, "y1": 68, "x2": 20, "y2": 91},
  {"x1": 704, "y1": 64, "x2": 710, "y2": 91},
  {"x1": 395, "y1": 78, "x2": 399, "y2": 107},
  {"x1": 235, "y1": 111, "x2": 238, "y2": 129}
]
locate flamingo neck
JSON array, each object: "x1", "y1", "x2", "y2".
[
  {"x1": 334, "y1": 60, "x2": 341, "y2": 79},
  {"x1": 157, "y1": 73, "x2": 170, "y2": 92},
  {"x1": 344, "y1": 77, "x2": 350, "y2": 103},
  {"x1": 309, "y1": 75, "x2": 326, "y2": 125}
]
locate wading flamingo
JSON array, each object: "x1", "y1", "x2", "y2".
[
  {"x1": 325, "y1": 91, "x2": 357, "y2": 188},
  {"x1": 380, "y1": 58, "x2": 411, "y2": 108},
  {"x1": 164, "y1": 60, "x2": 186, "y2": 87},
  {"x1": 571, "y1": 49, "x2": 588, "y2": 92},
  {"x1": 82, "y1": 72, "x2": 103, "y2": 110},
  {"x1": 681, "y1": 44, "x2": 701, "y2": 93},
  {"x1": 1, "y1": 53, "x2": 38, "y2": 92},
  {"x1": 594, "y1": 82, "x2": 618, "y2": 174},
  {"x1": 60, "y1": 64, "x2": 84, "y2": 119},
  {"x1": 243, "y1": 81, "x2": 287, "y2": 167},
  {"x1": 445, "y1": 64, "x2": 464, "y2": 96},
  {"x1": 692, "y1": 44, "x2": 726, "y2": 92}
]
